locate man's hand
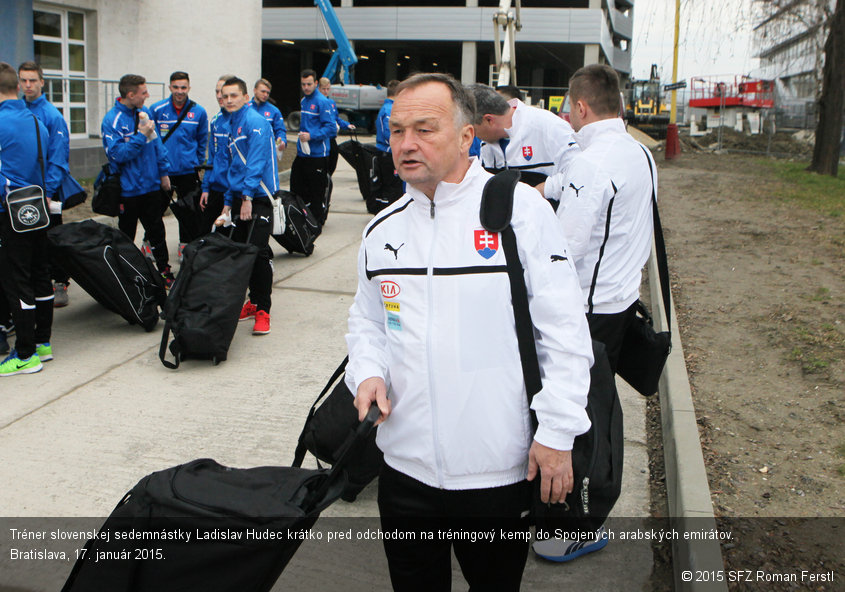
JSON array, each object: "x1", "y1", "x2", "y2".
[
  {"x1": 138, "y1": 116, "x2": 155, "y2": 139},
  {"x1": 527, "y1": 442, "x2": 573, "y2": 505},
  {"x1": 355, "y1": 377, "x2": 390, "y2": 426},
  {"x1": 240, "y1": 198, "x2": 252, "y2": 221},
  {"x1": 348, "y1": 124, "x2": 356, "y2": 130},
  {"x1": 298, "y1": 131, "x2": 311, "y2": 142},
  {"x1": 160, "y1": 176, "x2": 171, "y2": 192},
  {"x1": 199, "y1": 191, "x2": 209, "y2": 211}
]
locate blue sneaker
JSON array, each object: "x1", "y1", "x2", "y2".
[
  {"x1": 35, "y1": 343, "x2": 53, "y2": 362},
  {"x1": 0, "y1": 350, "x2": 43, "y2": 377},
  {"x1": 533, "y1": 526, "x2": 609, "y2": 562}
]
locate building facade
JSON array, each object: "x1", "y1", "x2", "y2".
[
  {"x1": 262, "y1": 0, "x2": 635, "y2": 117},
  {"x1": 1, "y1": 0, "x2": 261, "y2": 176}
]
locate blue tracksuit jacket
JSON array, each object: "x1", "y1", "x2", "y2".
[
  {"x1": 24, "y1": 95, "x2": 68, "y2": 199},
  {"x1": 375, "y1": 98, "x2": 393, "y2": 152},
  {"x1": 326, "y1": 97, "x2": 352, "y2": 139},
  {"x1": 0, "y1": 100, "x2": 49, "y2": 213},
  {"x1": 297, "y1": 90, "x2": 334, "y2": 158},
  {"x1": 249, "y1": 99, "x2": 287, "y2": 145},
  {"x1": 101, "y1": 99, "x2": 170, "y2": 198},
  {"x1": 151, "y1": 96, "x2": 208, "y2": 176},
  {"x1": 202, "y1": 109, "x2": 230, "y2": 193},
  {"x1": 224, "y1": 104, "x2": 278, "y2": 207}
]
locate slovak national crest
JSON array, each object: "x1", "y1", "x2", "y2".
[
  {"x1": 522, "y1": 145, "x2": 533, "y2": 160},
  {"x1": 474, "y1": 229, "x2": 499, "y2": 259}
]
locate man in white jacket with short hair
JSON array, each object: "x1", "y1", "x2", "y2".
[{"x1": 345, "y1": 72, "x2": 593, "y2": 591}]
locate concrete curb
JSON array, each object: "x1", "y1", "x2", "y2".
[{"x1": 648, "y1": 249, "x2": 729, "y2": 592}]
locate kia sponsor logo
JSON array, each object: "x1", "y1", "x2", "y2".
[{"x1": 380, "y1": 281, "x2": 400, "y2": 298}]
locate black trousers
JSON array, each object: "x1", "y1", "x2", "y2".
[
  {"x1": 587, "y1": 300, "x2": 638, "y2": 374},
  {"x1": 378, "y1": 463, "x2": 531, "y2": 592},
  {"x1": 230, "y1": 199, "x2": 273, "y2": 313},
  {"x1": 0, "y1": 218, "x2": 53, "y2": 359},
  {"x1": 199, "y1": 189, "x2": 226, "y2": 237},
  {"x1": 171, "y1": 172, "x2": 201, "y2": 243},
  {"x1": 47, "y1": 212, "x2": 70, "y2": 284},
  {"x1": 291, "y1": 155, "x2": 330, "y2": 224},
  {"x1": 328, "y1": 137, "x2": 339, "y2": 175},
  {"x1": 118, "y1": 191, "x2": 169, "y2": 272}
]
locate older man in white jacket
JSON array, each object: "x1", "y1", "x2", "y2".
[{"x1": 345, "y1": 72, "x2": 593, "y2": 591}]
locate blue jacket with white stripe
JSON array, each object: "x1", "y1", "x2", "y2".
[
  {"x1": 151, "y1": 96, "x2": 208, "y2": 176},
  {"x1": 297, "y1": 90, "x2": 334, "y2": 158},
  {"x1": 0, "y1": 99, "x2": 49, "y2": 213},
  {"x1": 224, "y1": 104, "x2": 278, "y2": 207},
  {"x1": 249, "y1": 99, "x2": 287, "y2": 145},
  {"x1": 202, "y1": 109, "x2": 230, "y2": 193},
  {"x1": 101, "y1": 99, "x2": 170, "y2": 198}
]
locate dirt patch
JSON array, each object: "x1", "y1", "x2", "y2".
[
  {"x1": 686, "y1": 127, "x2": 813, "y2": 157},
  {"x1": 654, "y1": 151, "x2": 844, "y2": 588}
]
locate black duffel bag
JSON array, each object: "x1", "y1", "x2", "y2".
[
  {"x1": 292, "y1": 357, "x2": 383, "y2": 502},
  {"x1": 272, "y1": 189, "x2": 321, "y2": 256},
  {"x1": 92, "y1": 163, "x2": 122, "y2": 217}
]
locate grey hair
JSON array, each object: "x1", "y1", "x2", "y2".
[
  {"x1": 395, "y1": 72, "x2": 476, "y2": 129},
  {"x1": 465, "y1": 83, "x2": 510, "y2": 125}
]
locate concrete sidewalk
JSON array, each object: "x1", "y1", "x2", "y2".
[{"x1": 0, "y1": 160, "x2": 653, "y2": 592}]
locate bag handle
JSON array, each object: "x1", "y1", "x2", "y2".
[
  {"x1": 640, "y1": 145, "x2": 671, "y2": 335},
  {"x1": 292, "y1": 357, "x2": 349, "y2": 468},
  {"x1": 32, "y1": 115, "x2": 45, "y2": 191},
  {"x1": 162, "y1": 100, "x2": 195, "y2": 144}
]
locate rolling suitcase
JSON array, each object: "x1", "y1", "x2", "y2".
[
  {"x1": 159, "y1": 230, "x2": 258, "y2": 368},
  {"x1": 272, "y1": 190, "x2": 320, "y2": 256},
  {"x1": 337, "y1": 138, "x2": 381, "y2": 203},
  {"x1": 47, "y1": 220, "x2": 165, "y2": 331}
]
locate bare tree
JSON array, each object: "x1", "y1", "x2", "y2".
[{"x1": 808, "y1": 0, "x2": 843, "y2": 175}]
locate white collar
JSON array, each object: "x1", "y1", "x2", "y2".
[{"x1": 574, "y1": 117, "x2": 627, "y2": 150}]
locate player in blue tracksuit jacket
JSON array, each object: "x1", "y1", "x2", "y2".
[
  {"x1": 199, "y1": 75, "x2": 232, "y2": 234},
  {"x1": 318, "y1": 77, "x2": 356, "y2": 175},
  {"x1": 101, "y1": 74, "x2": 173, "y2": 284},
  {"x1": 151, "y1": 71, "x2": 208, "y2": 247},
  {"x1": 19, "y1": 61, "x2": 84, "y2": 307},
  {"x1": 0, "y1": 62, "x2": 53, "y2": 376},
  {"x1": 250, "y1": 78, "x2": 287, "y2": 151},
  {"x1": 291, "y1": 69, "x2": 335, "y2": 225},
  {"x1": 218, "y1": 77, "x2": 277, "y2": 336}
]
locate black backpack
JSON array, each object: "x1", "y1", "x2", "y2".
[
  {"x1": 47, "y1": 220, "x2": 165, "y2": 331},
  {"x1": 480, "y1": 170, "x2": 623, "y2": 535},
  {"x1": 272, "y1": 189, "x2": 321, "y2": 256},
  {"x1": 159, "y1": 231, "x2": 258, "y2": 368}
]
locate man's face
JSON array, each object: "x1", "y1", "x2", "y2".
[
  {"x1": 254, "y1": 83, "x2": 271, "y2": 104},
  {"x1": 301, "y1": 76, "x2": 317, "y2": 96},
  {"x1": 18, "y1": 70, "x2": 44, "y2": 101},
  {"x1": 389, "y1": 82, "x2": 473, "y2": 196},
  {"x1": 472, "y1": 114, "x2": 506, "y2": 143},
  {"x1": 215, "y1": 79, "x2": 226, "y2": 108},
  {"x1": 125, "y1": 84, "x2": 149, "y2": 109},
  {"x1": 221, "y1": 84, "x2": 249, "y2": 113},
  {"x1": 169, "y1": 78, "x2": 190, "y2": 105},
  {"x1": 319, "y1": 82, "x2": 330, "y2": 97}
]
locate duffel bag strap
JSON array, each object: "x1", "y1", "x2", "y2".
[
  {"x1": 159, "y1": 320, "x2": 180, "y2": 369},
  {"x1": 292, "y1": 356, "x2": 349, "y2": 468}
]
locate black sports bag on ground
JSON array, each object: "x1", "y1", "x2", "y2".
[
  {"x1": 61, "y1": 408, "x2": 380, "y2": 592},
  {"x1": 159, "y1": 231, "x2": 258, "y2": 368},
  {"x1": 272, "y1": 189, "x2": 320, "y2": 256},
  {"x1": 292, "y1": 357, "x2": 383, "y2": 502},
  {"x1": 481, "y1": 170, "x2": 623, "y2": 536},
  {"x1": 47, "y1": 220, "x2": 165, "y2": 331}
]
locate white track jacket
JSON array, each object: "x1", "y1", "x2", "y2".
[
  {"x1": 345, "y1": 159, "x2": 593, "y2": 490},
  {"x1": 480, "y1": 100, "x2": 579, "y2": 185},
  {"x1": 544, "y1": 118, "x2": 656, "y2": 314}
]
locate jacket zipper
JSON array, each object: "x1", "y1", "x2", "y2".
[{"x1": 426, "y1": 199, "x2": 445, "y2": 487}]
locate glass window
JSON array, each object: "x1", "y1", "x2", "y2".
[
  {"x1": 34, "y1": 10, "x2": 61, "y2": 38},
  {"x1": 68, "y1": 11, "x2": 84, "y2": 40},
  {"x1": 47, "y1": 79, "x2": 63, "y2": 103},
  {"x1": 69, "y1": 44, "x2": 85, "y2": 71},
  {"x1": 69, "y1": 79, "x2": 85, "y2": 102},
  {"x1": 70, "y1": 107, "x2": 86, "y2": 134},
  {"x1": 35, "y1": 41, "x2": 62, "y2": 70}
]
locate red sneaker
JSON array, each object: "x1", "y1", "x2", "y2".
[
  {"x1": 239, "y1": 301, "x2": 257, "y2": 321},
  {"x1": 253, "y1": 310, "x2": 270, "y2": 335}
]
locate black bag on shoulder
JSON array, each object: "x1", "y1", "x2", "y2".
[
  {"x1": 92, "y1": 163, "x2": 122, "y2": 217},
  {"x1": 617, "y1": 146, "x2": 672, "y2": 397},
  {"x1": 6, "y1": 115, "x2": 49, "y2": 232},
  {"x1": 481, "y1": 170, "x2": 623, "y2": 535},
  {"x1": 292, "y1": 357, "x2": 383, "y2": 502}
]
